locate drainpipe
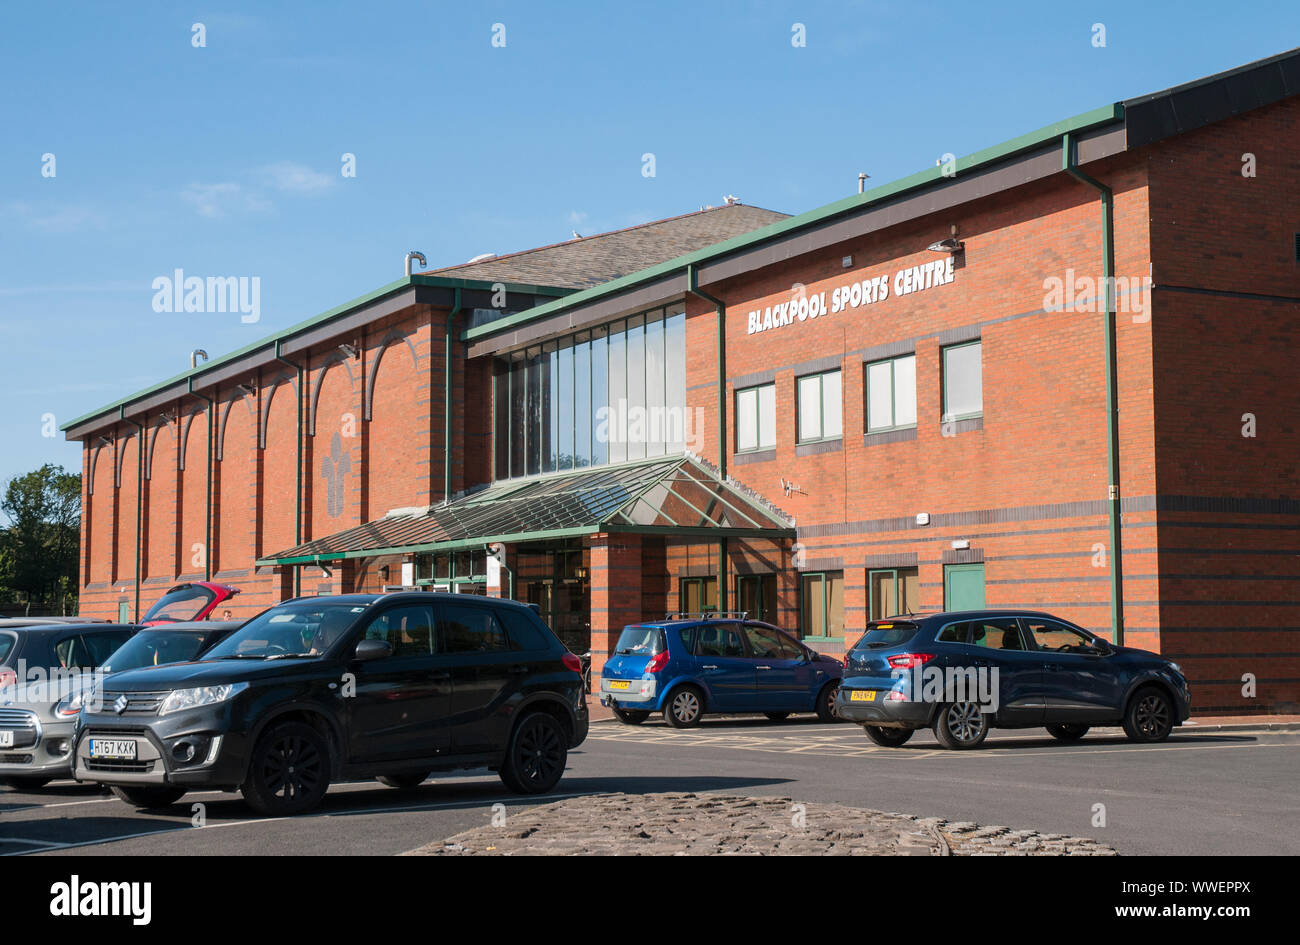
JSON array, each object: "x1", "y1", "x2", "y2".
[
  {"x1": 687, "y1": 264, "x2": 729, "y2": 613},
  {"x1": 1063, "y1": 132, "x2": 1125, "y2": 646},
  {"x1": 274, "y1": 341, "x2": 305, "y2": 597},
  {"x1": 120, "y1": 408, "x2": 144, "y2": 622},
  {"x1": 444, "y1": 288, "x2": 462, "y2": 504},
  {"x1": 188, "y1": 379, "x2": 215, "y2": 582}
]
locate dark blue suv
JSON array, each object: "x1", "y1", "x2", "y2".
[
  {"x1": 599, "y1": 615, "x2": 844, "y2": 727},
  {"x1": 834, "y1": 610, "x2": 1192, "y2": 749}
]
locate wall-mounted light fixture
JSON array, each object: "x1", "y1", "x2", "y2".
[
  {"x1": 377, "y1": 564, "x2": 390, "y2": 583},
  {"x1": 928, "y1": 225, "x2": 964, "y2": 254},
  {"x1": 951, "y1": 539, "x2": 970, "y2": 550},
  {"x1": 915, "y1": 512, "x2": 930, "y2": 526}
]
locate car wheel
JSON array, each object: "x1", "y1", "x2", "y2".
[
  {"x1": 376, "y1": 772, "x2": 430, "y2": 790},
  {"x1": 1046, "y1": 723, "x2": 1090, "y2": 742},
  {"x1": 1123, "y1": 687, "x2": 1174, "y2": 743},
  {"x1": 933, "y1": 701, "x2": 990, "y2": 749},
  {"x1": 240, "y1": 721, "x2": 331, "y2": 815},
  {"x1": 663, "y1": 686, "x2": 704, "y2": 728},
  {"x1": 612, "y1": 708, "x2": 650, "y2": 725},
  {"x1": 110, "y1": 785, "x2": 187, "y2": 809},
  {"x1": 815, "y1": 682, "x2": 841, "y2": 723},
  {"x1": 764, "y1": 712, "x2": 790, "y2": 721},
  {"x1": 0, "y1": 776, "x2": 52, "y2": 790},
  {"x1": 499, "y1": 712, "x2": 567, "y2": 795},
  {"x1": 863, "y1": 726, "x2": 914, "y2": 747}
]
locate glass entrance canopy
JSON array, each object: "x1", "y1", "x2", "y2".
[{"x1": 259, "y1": 456, "x2": 795, "y2": 566}]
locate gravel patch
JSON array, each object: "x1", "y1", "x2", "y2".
[{"x1": 403, "y1": 792, "x2": 1117, "y2": 856}]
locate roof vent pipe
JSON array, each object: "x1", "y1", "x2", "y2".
[
  {"x1": 858, "y1": 172, "x2": 869, "y2": 193},
  {"x1": 190, "y1": 349, "x2": 208, "y2": 369},
  {"x1": 405, "y1": 250, "x2": 427, "y2": 277}
]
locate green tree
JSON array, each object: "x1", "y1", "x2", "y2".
[{"x1": 0, "y1": 464, "x2": 81, "y2": 614}]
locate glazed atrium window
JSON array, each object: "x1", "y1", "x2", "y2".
[{"x1": 493, "y1": 305, "x2": 687, "y2": 479}]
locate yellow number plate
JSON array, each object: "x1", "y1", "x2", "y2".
[
  {"x1": 608, "y1": 681, "x2": 631, "y2": 690},
  {"x1": 849, "y1": 690, "x2": 877, "y2": 702}
]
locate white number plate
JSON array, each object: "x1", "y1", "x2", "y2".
[
  {"x1": 88, "y1": 738, "x2": 137, "y2": 760},
  {"x1": 0, "y1": 730, "x2": 13, "y2": 748}
]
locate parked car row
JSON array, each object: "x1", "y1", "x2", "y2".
[
  {"x1": 1, "y1": 592, "x2": 588, "y2": 816},
  {"x1": 2, "y1": 596, "x2": 1190, "y2": 818},
  {"x1": 599, "y1": 610, "x2": 1192, "y2": 751}
]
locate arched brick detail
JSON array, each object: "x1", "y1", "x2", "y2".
[
  {"x1": 258, "y1": 370, "x2": 298, "y2": 450},
  {"x1": 363, "y1": 329, "x2": 419, "y2": 422},
  {"x1": 309, "y1": 352, "x2": 356, "y2": 437}
]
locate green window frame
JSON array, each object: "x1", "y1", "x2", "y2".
[
  {"x1": 868, "y1": 567, "x2": 920, "y2": 621},
  {"x1": 735, "y1": 382, "x2": 776, "y2": 453},
  {"x1": 800, "y1": 570, "x2": 844, "y2": 639},
  {"x1": 796, "y1": 369, "x2": 843, "y2": 444},
  {"x1": 941, "y1": 340, "x2": 983, "y2": 422},
  {"x1": 865, "y1": 354, "x2": 917, "y2": 433},
  {"x1": 679, "y1": 576, "x2": 718, "y2": 614},
  {"x1": 736, "y1": 573, "x2": 776, "y2": 623}
]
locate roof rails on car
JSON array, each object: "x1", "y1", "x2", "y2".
[{"x1": 663, "y1": 610, "x2": 749, "y2": 621}]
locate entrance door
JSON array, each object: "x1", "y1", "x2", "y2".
[
  {"x1": 944, "y1": 563, "x2": 986, "y2": 610},
  {"x1": 118, "y1": 601, "x2": 130, "y2": 623}
]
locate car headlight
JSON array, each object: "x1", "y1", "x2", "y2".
[
  {"x1": 54, "y1": 691, "x2": 86, "y2": 718},
  {"x1": 1167, "y1": 662, "x2": 1183, "y2": 675},
  {"x1": 158, "y1": 682, "x2": 248, "y2": 716}
]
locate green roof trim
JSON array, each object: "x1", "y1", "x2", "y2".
[
  {"x1": 61, "y1": 273, "x2": 574, "y2": 432},
  {"x1": 462, "y1": 103, "x2": 1125, "y2": 343}
]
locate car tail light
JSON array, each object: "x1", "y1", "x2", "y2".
[
  {"x1": 887, "y1": 652, "x2": 936, "y2": 669},
  {"x1": 560, "y1": 653, "x2": 582, "y2": 674},
  {"x1": 645, "y1": 650, "x2": 670, "y2": 674}
]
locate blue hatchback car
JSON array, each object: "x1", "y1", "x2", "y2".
[{"x1": 599, "y1": 616, "x2": 844, "y2": 727}]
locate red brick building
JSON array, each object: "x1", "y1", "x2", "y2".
[{"x1": 67, "y1": 51, "x2": 1300, "y2": 714}]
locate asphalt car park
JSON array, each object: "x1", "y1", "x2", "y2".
[{"x1": 2, "y1": 716, "x2": 1295, "y2": 856}]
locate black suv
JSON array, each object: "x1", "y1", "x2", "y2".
[{"x1": 73, "y1": 593, "x2": 588, "y2": 814}]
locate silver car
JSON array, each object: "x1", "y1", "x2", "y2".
[{"x1": 0, "y1": 624, "x2": 136, "y2": 788}]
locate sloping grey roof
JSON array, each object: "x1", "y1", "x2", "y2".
[{"x1": 429, "y1": 203, "x2": 790, "y2": 290}]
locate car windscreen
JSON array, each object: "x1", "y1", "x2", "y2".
[
  {"x1": 142, "y1": 585, "x2": 217, "y2": 623},
  {"x1": 101, "y1": 630, "x2": 210, "y2": 674},
  {"x1": 614, "y1": 625, "x2": 663, "y2": 657},
  {"x1": 850, "y1": 621, "x2": 921, "y2": 650},
  {"x1": 201, "y1": 601, "x2": 369, "y2": 660}
]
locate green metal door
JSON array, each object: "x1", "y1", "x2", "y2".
[
  {"x1": 117, "y1": 600, "x2": 130, "y2": 623},
  {"x1": 944, "y1": 563, "x2": 986, "y2": 611}
]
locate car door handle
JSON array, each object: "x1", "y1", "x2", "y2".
[
  {"x1": 756, "y1": 665, "x2": 772, "y2": 671},
  {"x1": 1044, "y1": 663, "x2": 1063, "y2": 672},
  {"x1": 429, "y1": 672, "x2": 451, "y2": 681},
  {"x1": 701, "y1": 664, "x2": 718, "y2": 670},
  {"x1": 508, "y1": 665, "x2": 530, "y2": 674}
]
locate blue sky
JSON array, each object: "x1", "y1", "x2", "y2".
[{"x1": 1, "y1": 1, "x2": 1295, "y2": 489}]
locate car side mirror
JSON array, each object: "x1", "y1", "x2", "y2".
[{"x1": 353, "y1": 638, "x2": 393, "y2": 662}]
